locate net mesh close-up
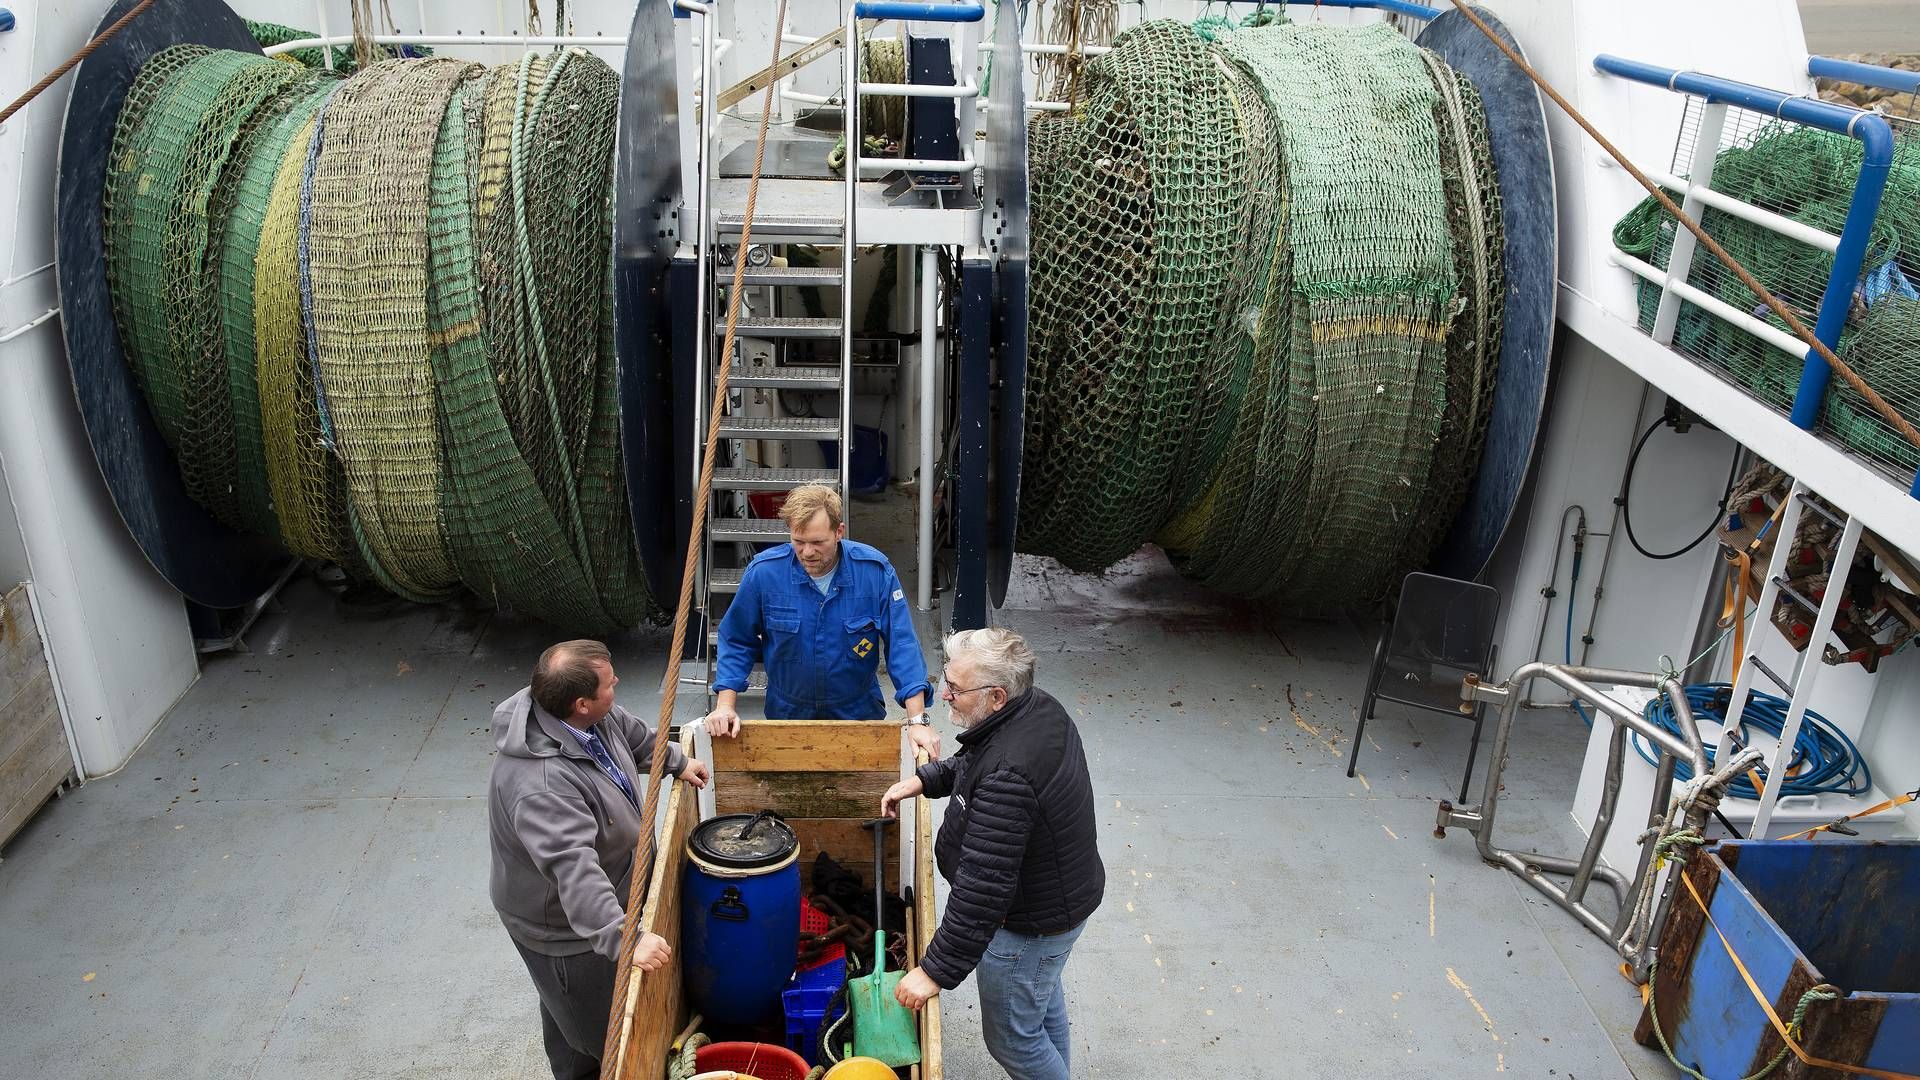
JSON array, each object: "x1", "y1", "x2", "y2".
[
  {"x1": 103, "y1": 45, "x2": 650, "y2": 632},
  {"x1": 1021, "y1": 19, "x2": 1507, "y2": 609}
]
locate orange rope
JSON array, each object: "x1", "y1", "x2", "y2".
[
  {"x1": 601, "y1": 0, "x2": 792, "y2": 1073},
  {"x1": 1677, "y1": 871, "x2": 1918, "y2": 1079}
]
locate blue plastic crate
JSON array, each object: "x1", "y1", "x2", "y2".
[{"x1": 782, "y1": 957, "x2": 848, "y2": 1065}]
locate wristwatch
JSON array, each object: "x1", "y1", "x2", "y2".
[{"x1": 906, "y1": 713, "x2": 932, "y2": 727}]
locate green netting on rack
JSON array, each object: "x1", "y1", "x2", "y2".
[
  {"x1": 245, "y1": 20, "x2": 433, "y2": 74},
  {"x1": 102, "y1": 47, "x2": 650, "y2": 632},
  {"x1": 1612, "y1": 118, "x2": 1920, "y2": 476},
  {"x1": 1021, "y1": 19, "x2": 1506, "y2": 608}
]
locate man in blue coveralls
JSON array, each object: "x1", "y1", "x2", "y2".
[{"x1": 705, "y1": 483, "x2": 942, "y2": 759}]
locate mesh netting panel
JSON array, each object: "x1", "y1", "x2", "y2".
[
  {"x1": 1613, "y1": 116, "x2": 1920, "y2": 477},
  {"x1": 1020, "y1": 20, "x2": 1249, "y2": 570},
  {"x1": 306, "y1": 58, "x2": 470, "y2": 602},
  {"x1": 216, "y1": 79, "x2": 338, "y2": 538},
  {"x1": 104, "y1": 47, "x2": 650, "y2": 630},
  {"x1": 1023, "y1": 19, "x2": 1504, "y2": 608}
]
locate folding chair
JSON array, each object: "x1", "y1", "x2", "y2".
[{"x1": 1346, "y1": 572, "x2": 1501, "y2": 803}]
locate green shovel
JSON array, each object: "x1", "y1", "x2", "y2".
[{"x1": 849, "y1": 818, "x2": 921, "y2": 1067}]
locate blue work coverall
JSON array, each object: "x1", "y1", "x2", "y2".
[{"x1": 713, "y1": 539, "x2": 932, "y2": 720}]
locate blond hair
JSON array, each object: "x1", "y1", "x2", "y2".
[
  {"x1": 781, "y1": 483, "x2": 843, "y2": 531},
  {"x1": 943, "y1": 628, "x2": 1036, "y2": 697}
]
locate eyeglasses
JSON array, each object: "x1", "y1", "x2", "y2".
[{"x1": 938, "y1": 675, "x2": 1002, "y2": 698}]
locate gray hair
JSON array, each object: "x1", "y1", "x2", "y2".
[{"x1": 943, "y1": 628, "x2": 1036, "y2": 698}]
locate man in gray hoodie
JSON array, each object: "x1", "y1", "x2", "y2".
[{"x1": 489, "y1": 639, "x2": 711, "y2": 1080}]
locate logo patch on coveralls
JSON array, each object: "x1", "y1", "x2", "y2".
[{"x1": 853, "y1": 637, "x2": 874, "y2": 658}]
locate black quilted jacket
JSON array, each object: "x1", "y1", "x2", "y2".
[{"x1": 916, "y1": 687, "x2": 1104, "y2": 988}]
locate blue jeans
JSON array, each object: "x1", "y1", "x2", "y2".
[{"x1": 975, "y1": 922, "x2": 1086, "y2": 1080}]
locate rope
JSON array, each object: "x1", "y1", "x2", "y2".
[
  {"x1": 1442, "y1": 0, "x2": 1920, "y2": 454},
  {"x1": 601, "y1": 1, "x2": 792, "y2": 1072},
  {"x1": 0, "y1": 0, "x2": 158, "y2": 127},
  {"x1": 1646, "y1": 964, "x2": 1838, "y2": 1080},
  {"x1": 1631, "y1": 684, "x2": 1874, "y2": 800}
]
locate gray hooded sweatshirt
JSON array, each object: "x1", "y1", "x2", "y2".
[{"x1": 488, "y1": 688, "x2": 687, "y2": 960}]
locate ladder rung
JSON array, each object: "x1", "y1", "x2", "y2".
[
  {"x1": 1793, "y1": 490, "x2": 1845, "y2": 528},
  {"x1": 728, "y1": 362, "x2": 840, "y2": 389},
  {"x1": 1747, "y1": 656, "x2": 1794, "y2": 695},
  {"x1": 1771, "y1": 576, "x2": 1822, "y2": 615},
  {"x1": 716, "y1": 213, "x2": 843, "y2": 239},
  {"x1": 709, "y1": 518, "x2": 789, "y2": 542},
  {"x1": 678, "y1": 668, "x2": 767, "y2": 692},
  {"x1": 723, "y1": 316, "x2": 841, "y2": 338},
  {"x1": 729, "y1": 265, "x2": 843, "y2": 287},
  {"x1": 717, "y1": 416, "x2": 840, "y2": 440},
  {"x1": 714, "y1": 467, "x2": 839, "y2": 492}
]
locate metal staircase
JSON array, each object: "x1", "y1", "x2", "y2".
[{"x1": 676, "y1": 0, "x2": 987, "y2": 704}]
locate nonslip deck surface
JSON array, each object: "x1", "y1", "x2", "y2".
[{"x1": 0, "y1": 506, "x2": 1669, "y2": 1077}]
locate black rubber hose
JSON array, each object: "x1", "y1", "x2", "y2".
[{"x1": 1620, "y1": 417, "x2": 1742, "y2": 561}]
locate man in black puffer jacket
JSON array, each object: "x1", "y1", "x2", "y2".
[{"x1": 881, "y1": 628, "x2": 1103, "y2": 1080}]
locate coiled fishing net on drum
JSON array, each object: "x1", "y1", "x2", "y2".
[
  {"x1": 1020, "y1": 19, "x2": 1505, "y2": 608},
  {"x1": 103, "y1": 46, "x2": 649, "y2": 632}
]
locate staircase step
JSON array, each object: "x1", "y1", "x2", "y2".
[
  {"x1": 717, "y1": 415, "x2": 840, "y2": 440},
  {"x1": 722, "y1": 316, "x2": 841, "y2": 338},
  {"x1": 710, "y1": 567, "x2": 744, "y2": 593},
  {"x1": 728, "y1": 362, "x2": 840, "y2": 389},
  {"x1": 713, "y1": 467, "x2": 839, "y2": 493},
  {"x1": 716, "y1": 212, "x2": 843, "y2": 242},
  {"x1": 728, "y1": 264, "x2": 843, "y2": 287},
  {"x1": 709, "y1": 518, "x2": 789, "y2": 543}
]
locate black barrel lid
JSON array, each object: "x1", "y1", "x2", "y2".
[{"x1": 690, "y1": 810, "x2": 798, "y2": 869}]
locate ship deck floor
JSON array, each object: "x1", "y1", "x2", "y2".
[{"x1": 0, "y1": 496, "x2": 1673, "y2": 1078}]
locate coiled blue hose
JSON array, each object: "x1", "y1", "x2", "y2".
[{"x1": 1632, "y1": 682, "x2": 1873, "y2": 800}]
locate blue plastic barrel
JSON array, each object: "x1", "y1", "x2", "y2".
[{"x1": 682, "y1": 811, "x2": 803, "y2": 1026}]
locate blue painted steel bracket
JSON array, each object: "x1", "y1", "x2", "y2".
[
  {"x1": 852, "y1": 0, "x2": 986, "y2": 23},
  {"x1": 54, "y1": 0, "x2": 293, "y2": 609},
  {"x1": 1593, "y1": 55, "x2": 1902, "y2": 492}
]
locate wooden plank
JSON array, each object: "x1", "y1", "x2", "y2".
[
  {"x1": 614, "y1": 767, "x2": 695, "y2": 1080},
  {"x1": 715, "y1": 769, "x2": 896, "y2": 820},
  {"x1": 916, "y1": 786, "x2": 943, "y2": 1080},
  {"x1": 0, "y1": 586, "x2": 46, "y2": 699},
  {"x1": 0, "y1": 669, "x2": 58, "y2": 768},
  {"x1": 0, "y1": 718, "x2": 70, "y2": 848},
  {"x1": 711, "y1": 720, "x2": 900, "y2": 774},
  {"x1": 795, "y1": 817, "x2": 900, "y2": 895},
  {"x1": 1637, "y1": 857, "x2": 1720, "y2": 1048},
  {"x1": 1861, "y1": 532, "x2": 1920, "y2": 596}
]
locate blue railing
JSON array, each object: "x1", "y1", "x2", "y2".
[
  {"x1": 1809, "y1": 55, "x2": 1920, "y2": 98},
  {"x1": 852, "y1": 0, "x2": 986, "y2": 22},
  {"x1": 1285, "y1": 0, "x2": 1443, "y2": 17},
  {"x1": 1593, "y1": 56, "x2": 1909, "y2": 493}
]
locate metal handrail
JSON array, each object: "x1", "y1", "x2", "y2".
[
  {"x1": 1809, "y1": 55, "x2": 1920, "y2": 97},
  {"x1": 1593, "y1": 56, "x2": 1911, "y2": 495}
]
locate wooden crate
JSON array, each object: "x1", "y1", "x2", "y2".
[
  {"x1": 613, "y1": 720, "x2": 943, "y2": 1080},
  {"x1": 1, "y1": 585, "x2": 74, "y2": 851}
]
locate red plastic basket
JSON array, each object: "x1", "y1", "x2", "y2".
[
  {"x1": 695, "y1": 1042, "x2": 811, "y2": 1080},
  {"x1": 798, "y1": 896, "x2": 845, "y2": 969}
]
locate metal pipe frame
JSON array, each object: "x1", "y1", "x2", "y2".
[
  {"x1": 1437, "y1": 663, "x2": 1710, "y2": 965},
  {"x1": 1591, "y1": 56, "x2": 1898, "y2": 442},
  {"x1": 1809, "y1": 55, "x2": 1920, "y2": 96},
  {"x1": 841, "y1": 4, "x2": 858, "y2": 521},
  {"x1": 917, "y1": 247, "x2": 938, "y2": 611}
]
